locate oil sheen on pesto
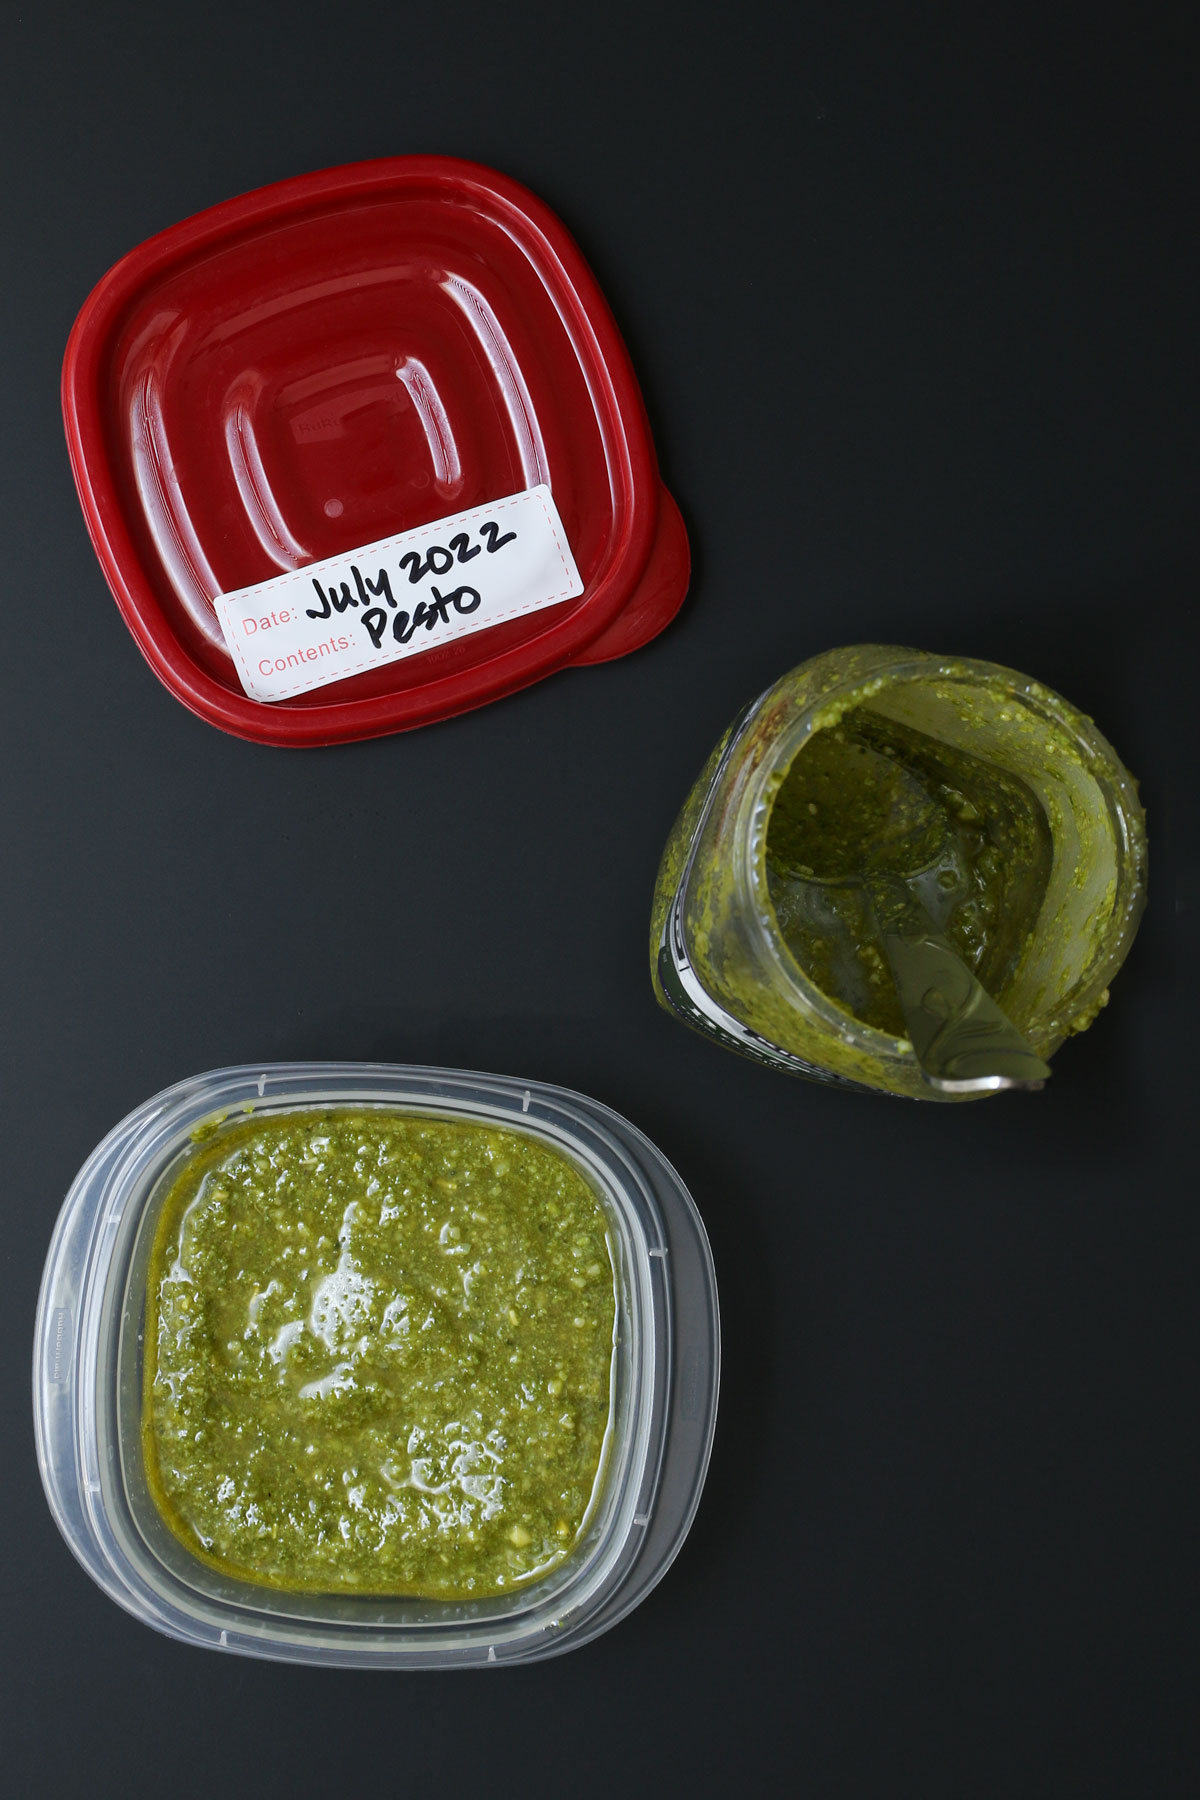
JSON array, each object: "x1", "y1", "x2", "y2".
[
  {"x1": 143, "y1": 1109, "x2": 616, "y2": 1598},
  {"x1": 765, "y1": 707, "x2": 1053, "y2": 1036}
]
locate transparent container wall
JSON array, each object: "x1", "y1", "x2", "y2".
[{"x1": 35, "y1": 1064, "x2": 719, "y2": 1667}]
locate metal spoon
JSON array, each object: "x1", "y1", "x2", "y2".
[
  {"x1": 770, "y1": 738, "x2": 1050, "y2": 1093},
  {"x1": 864, "y1": 874, "x2": 1051, "y2": 1092}
]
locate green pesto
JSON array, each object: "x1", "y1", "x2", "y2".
[
  {"x1": 765, "y1": 707, "x2": 1052, "y2": 1035},
  {"x1": 143, "y1": 1109, "x2": 616, "y2": 1598}
]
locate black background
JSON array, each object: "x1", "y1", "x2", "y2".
[{"x1": 1, "y1": 4, "x2": 1192, "y2": 1796}]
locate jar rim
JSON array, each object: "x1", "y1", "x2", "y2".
[{"x1": 730, "y1": 649, "x2": 1148, "y2": 1061}]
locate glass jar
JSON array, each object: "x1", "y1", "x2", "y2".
[{"x1": 651, "y1": 645, "x2": 1147, "y2": 1100}]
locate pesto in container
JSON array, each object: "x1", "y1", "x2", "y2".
[
  {"x1": 651, "y1": 645, "x2": 1147, "y2": 1099},
  {"x1": 143, "y1": 1109, "x2": 617, "y2": 1597}
]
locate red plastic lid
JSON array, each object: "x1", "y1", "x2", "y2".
[{"x1": 62, "y1": 156, "x2": 689, "y2": 746}]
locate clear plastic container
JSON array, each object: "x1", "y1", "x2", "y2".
[
  {"x1": 651, "y1": 645, "x2": 1147, "y2": 1099},
  {"x1": 33, "y1": 1062, "x2": 719, "y2": 1667}
]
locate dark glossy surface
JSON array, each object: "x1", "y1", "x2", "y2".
[
  {"x1": 64, "y1": 158, "x2": 688, "y2": 742},
  {"x1": 3, "y1": 4, "x2": 1188, "y2": 1797}
]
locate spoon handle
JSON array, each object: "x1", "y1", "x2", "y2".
[{"x1": 867, "y1": 881, "x2": 1052, "y2": 1093}]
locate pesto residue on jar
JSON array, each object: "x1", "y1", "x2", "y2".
[
  {"x1": 650, "y1": 645, "x2": 1146, "y2": 1098},
  {"x1": 143, "y1": 1109, "x2": 617, "y2": 1598},
  {"x1": 765, "y1": 707, "x2": 1053, "y2": 1036}
]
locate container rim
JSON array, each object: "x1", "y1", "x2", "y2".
[{"x1": 33, "y1": 1061, "x2": 719, "y2": 1667}]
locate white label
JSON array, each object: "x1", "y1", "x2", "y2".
[{"x1": 212, "y1": 485, "x2": 583, "y2": 703}]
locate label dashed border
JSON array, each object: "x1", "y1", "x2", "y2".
[{"x1": 214, "y1": 486, "x2": 582, "y2": 703}]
